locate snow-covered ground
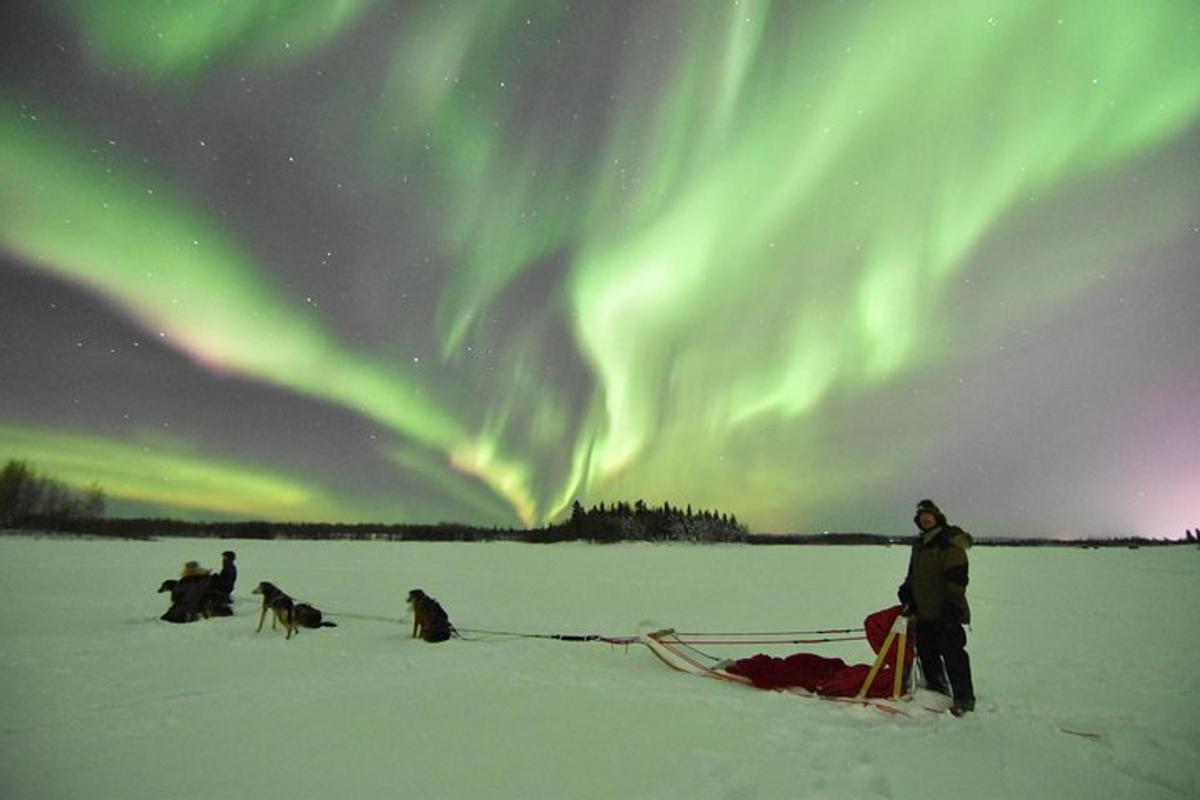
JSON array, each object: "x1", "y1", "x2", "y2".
[{"x1": 0, "y1": 535, "x2": 1196, "y2": 799}]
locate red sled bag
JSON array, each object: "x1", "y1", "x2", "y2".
[{"x1": 727, "y1": 605, "x2": 913, "y2": 697}]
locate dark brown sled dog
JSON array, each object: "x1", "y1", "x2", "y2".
[{"x1": 407, "y1": 589, "x2": 454, "y2": 643}]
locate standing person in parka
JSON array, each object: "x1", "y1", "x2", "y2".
[{"x1": 898, "y1": 499, "x2": 976, "y2": 715}]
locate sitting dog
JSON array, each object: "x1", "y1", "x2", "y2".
[
  {"x1": 253, "y1": 581, "x2": 336, "y2": 640},
  {"x1": 158, "y1": 574, "x2": 232, "y2": 623},
  {"x1": 158, "y1": 578, "x2": 187, "y2": 622},
  {"x1": 407, "y1": 589, "x2": 453, "y2": 643}
]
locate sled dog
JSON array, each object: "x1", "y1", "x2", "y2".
[
  {"x1": 407, "y1": 589, "x2": 453, "y2": 643},
  {"x1": 158, "y1": 575, "x2": 232, "y2": 622},
  {"x1": 252, "y1": 581, "x2": 336, "y2": 640}
]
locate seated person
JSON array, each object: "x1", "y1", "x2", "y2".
[
  {"x1": 158, "y1": 561, "x2": 233, "y2": 622},
  {"x1": 211, "y1": 550, "x2": 237, "y2": 601}
]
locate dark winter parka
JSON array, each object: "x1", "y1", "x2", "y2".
[
  {"x1": 160, "y1": 573, "x2": 215, "y2": 623},
  {"x1": 212, "y1": 552, "x2": 237, "y2": 596},
  {"x1": 898, "y1": 525, "x2": 972, "y2": 624}
]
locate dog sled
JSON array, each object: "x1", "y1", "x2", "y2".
[
  {"x1": 437, "y1": 604, "x2": 918, "y2": 715},
  {"x1": 640, "y1": 605, "x2": 915, "y2": 714}
]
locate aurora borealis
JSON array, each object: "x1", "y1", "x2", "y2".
[{"x1": 1, "y1": 1, "x2": 1197, "y2": 538}]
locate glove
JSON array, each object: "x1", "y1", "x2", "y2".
[{"x1": 897, "y1": 582, "x2": 914, "y2": 607}]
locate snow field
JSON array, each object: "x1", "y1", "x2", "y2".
[{"x1": 0, "y1": 536, "x2": 1196, "y2": 799}]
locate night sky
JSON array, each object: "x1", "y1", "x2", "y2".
[{"x1": 1, "y1": 1, "x2": 1197, "y2": 538}]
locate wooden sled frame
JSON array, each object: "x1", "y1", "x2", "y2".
[
  {"x1": 642, "y1": 617, "x2": 912, "y2": 716},
  {"x1": 855, "y1": 610, "x2": 910, "y2": 701}
]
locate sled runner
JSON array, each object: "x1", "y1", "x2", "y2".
[{"x1": 641, "y1": 605, "x2": 914, "y2": 715}]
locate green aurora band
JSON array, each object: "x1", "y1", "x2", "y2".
[
  {"x1": 0, "y1": 424, "x2": 342, "y2": 519},
  {"x1": 2, "y1": 1, "x2": 1198, "y2": 528},
  {"x1": 562, "y1": 1, "x2": 1200, "y2": 508},
  {"x1": 57, "y1": 0, "x2": 376, "y2": 82}
]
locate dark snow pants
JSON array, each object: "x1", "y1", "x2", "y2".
[{"x1": 914, "y1": 618, "x2": 975, "y2": 705}]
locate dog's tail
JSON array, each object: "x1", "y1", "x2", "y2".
[{"x1": 319, "y1": 621, "x2": 338, "y2": 628}]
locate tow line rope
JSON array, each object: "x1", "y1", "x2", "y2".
[
  {"x1": 649, "y1": 626, "x2": 869, "y2": 655},
  {"x1": 673, "y1": 627, "x2": 863, "y2": 637},
  {"x1": 668, "y1": 634, "x2": 867, "y2": 662},
  {"x1": 452, "y1": 626, "x2": 868, "y2": 655},
  {"x1": 667, "y1": 635, "x2": 866, "y2": 646},
  {"x1": 452, "y1": 627, "x2": 640, "y2": 646},
  {"x1": 322, "y1": 613, "x2": 870, "y2": 655},
  {"x1": 325, "y1": 610, "x2": 401, "y2": 624}
]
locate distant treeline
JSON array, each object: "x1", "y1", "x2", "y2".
[
  {"x1": 3, "y1": 514, "x2": 1192, "y2": 548},
  {"x1": 1, "y1": 459, "x2": 1194, "y2": 546},
  {"x1": 10, "y1": 498, "x2": 750, "y2": 544},
  {"x1": 0, "y1": 460, "x2": 106, "y2": 530}
]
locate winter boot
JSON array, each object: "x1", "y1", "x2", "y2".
[{"x1": 949, "y1": 697, "x2": 976, "y2": 717}]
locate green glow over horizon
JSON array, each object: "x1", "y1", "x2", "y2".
[{"x1": 0, "y1": 425, "x2": 343, "y2": 519}]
